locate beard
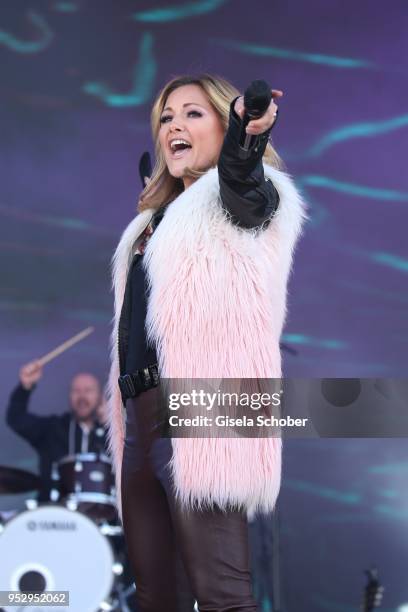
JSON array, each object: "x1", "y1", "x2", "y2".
[{"x1": 73, "y1": 400, "x2": 96, "y2": 420}]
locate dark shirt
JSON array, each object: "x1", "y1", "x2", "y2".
[
  {"x1": 121, "y1": 96, "x2": 280, "y2": 376},
  {"x1": 124, "y1": 208, "x2": 166, "y2": 374},
  {"x1": 6, "y1": 384, "x2": 108, "y2": 501}
]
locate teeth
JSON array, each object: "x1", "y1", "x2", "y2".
[{"x1": 170, "y1": 139, "x2": 191, "y2": 151}]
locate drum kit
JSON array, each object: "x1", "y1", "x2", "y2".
[{"x1": 0, "y1": 453, "x2": 136, "y2": 612}]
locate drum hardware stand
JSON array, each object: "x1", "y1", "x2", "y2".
[
  {"x1": 271, "y1": 501, "x2": 283, "y2": 611},
  {"x1": 98, "y1": 573, "x2": 135, "y2": 612},
  {"x1": 110, "y1": 578, "x2": 136, "y2": 612},
  {"x1": 249, "y1": 499, "x2": 283, "y2": 611}
]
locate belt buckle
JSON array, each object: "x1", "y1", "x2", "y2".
[
  {"x1": 140, "y1": 368, "x2": 152, "y2": 389},
  {"x1": 149, "y1": 364, "x2": 159, "y2": 387},
  {"x1": 118, "y1": 374, "x2": 137, "y2": 398}
]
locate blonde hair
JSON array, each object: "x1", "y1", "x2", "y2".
[{"x1": 138, "y1": 73, "x2": 285, "y2": 212}]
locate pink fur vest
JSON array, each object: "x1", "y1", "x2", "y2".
[{"x1": 107, "y1": 163, "x2": 307, "y2": 520}]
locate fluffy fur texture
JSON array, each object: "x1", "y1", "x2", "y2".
[{"x1": 107, "y1": 164, "x2": 307, "y2": 520}]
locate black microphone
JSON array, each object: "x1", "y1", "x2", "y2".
[
  {"x1": 139, "y1": 151, "x2": 152, "y2": 188},
  {"x1": 238, "y1": 80, "x2": 272, "y2": 159}
]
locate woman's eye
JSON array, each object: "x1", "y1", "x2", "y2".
[{"x1": 160, "y1": 110, "x2": 202, "y2": 124}]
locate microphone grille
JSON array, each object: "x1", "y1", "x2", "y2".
[{"x1": 244, "y1": 80, "x2": 272, "y2": 118}]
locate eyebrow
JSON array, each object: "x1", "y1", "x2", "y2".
[{"x1": 161, "y1": 102, "x2": 206, "y2": 113}]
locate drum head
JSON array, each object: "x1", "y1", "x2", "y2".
[{"x1": 0, "y1": 504, "x2": 114, "y2": 612}]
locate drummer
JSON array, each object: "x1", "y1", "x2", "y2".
[{"x1": 6, "y1": 360, "x2": 109, "y2": 501}]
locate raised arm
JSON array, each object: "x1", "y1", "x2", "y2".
[
  {"x1": 6, "y1": 361, "x2": 53, "y2": 448},
  {"x1": 218, "y1": 92, "x2": 282, "y2": 230}
]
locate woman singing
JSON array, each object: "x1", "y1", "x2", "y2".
[{"x1": 107, "y1": 74, "x2": 307, "y2": 611}]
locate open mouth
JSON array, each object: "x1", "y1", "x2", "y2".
[{"x1": 169, "y1": 139, "x2": 192, "y2": 159}]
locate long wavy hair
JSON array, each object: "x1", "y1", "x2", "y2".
[{"x1": 138, "y1": 73, "x2": 285, "y2": 213}]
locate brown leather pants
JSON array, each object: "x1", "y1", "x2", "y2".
[{"x1": 121, "y1": 387, "x2": 258, "y2": 612}]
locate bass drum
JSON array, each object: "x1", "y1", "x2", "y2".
[{"x1": 0, "y1": 504, "x2": 115, "y2": 612}]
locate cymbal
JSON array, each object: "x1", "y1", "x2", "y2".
[{"x1": 0, "y1": 466, "x2": 41, "y2": 494}]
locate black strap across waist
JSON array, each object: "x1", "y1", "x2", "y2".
[{"x1": 118, "y1": 363, "x2": 159, "y2": 402}]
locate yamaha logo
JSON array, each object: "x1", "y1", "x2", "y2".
[{"x1": 27, "y1": 520, "x2": 77, "y2": 531}]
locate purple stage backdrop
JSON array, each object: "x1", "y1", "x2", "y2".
[{"x1": 0, "y1": 2, "x2": 407, "y2": 611}]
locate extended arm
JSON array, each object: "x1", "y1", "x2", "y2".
[{"x1": 218, "y1": 95, "x2": 280, "y2": 230}]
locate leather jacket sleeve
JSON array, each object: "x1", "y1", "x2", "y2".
[{"x1": 217, "y1": 96, "x2": 280, "y2": 230}]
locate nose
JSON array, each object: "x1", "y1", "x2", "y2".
[
  {"x1": 169, "y1": 123, "x2": 182, "y2": 133},
  {"x1": 168, "y1": 116, "x2": 185, "y2": 132}
]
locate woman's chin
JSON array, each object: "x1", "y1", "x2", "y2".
[
  {"x1": 169, "y1": 166, "x2": 187, "y2": 178},
  {"x1": 168, "y1": 164, "x2": 190, "y2": 179}
]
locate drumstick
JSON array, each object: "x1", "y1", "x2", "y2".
[{"x1": 38, "y1": 327, "x2": 95, "y2": 366}]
